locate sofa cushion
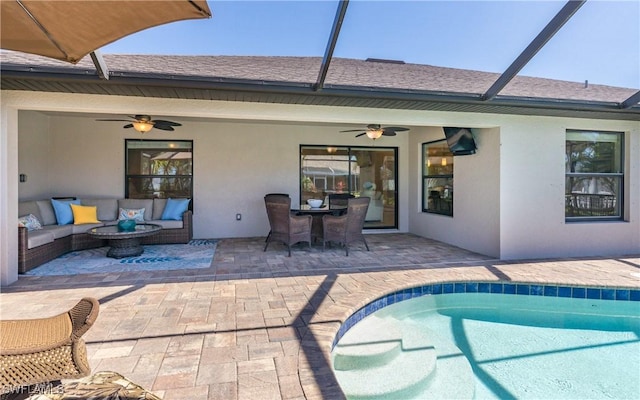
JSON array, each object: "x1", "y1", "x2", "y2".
[
  {"x1": 365, "y1": 199, "x2": 384, "y2": 222},
  {"x1": 81, "y1": 198, "x2": 118, "y2": 221},
  {"x1": 36, "y1": 200, "x2": 57, "y2": 225},
  {"x1": 19, "y1": 201, "x2": 42, "y2": 223},
  {"x1": 161, "y1": 198, "x2": 190, "y2": 221},
  {"x1": 118, "y1": 199, "x2": 153, "y2": 221},
  {"x1": 152, "y1": 198, "x2": 168, "y2": 220},
  {"x1": 71, "y1": 204, "x2": 101, "y2": 224},
  {"x1": 26, "y1": 230, "x2": 55, "y2": 250},
  {"x1": 51, "y1": 199, "x2": 81, "y2": 225},
  {"x1": 18, "y1": 214, "x2": 43, "y2": 231},
  {"x1": 147, "y1": 219, "x2": 183, "y2": 229},
  {"x1": 42, "y1": 224, "x2": 74, "y2": 240},
  {"x1": 72, "y1": 223, "x2": 103, "y2": 234}
]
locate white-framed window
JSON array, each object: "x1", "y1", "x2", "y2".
[{"x1": 565, "y1": 130, "x2": 624, "y2": 220}]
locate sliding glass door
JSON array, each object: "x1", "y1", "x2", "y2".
[{"x1": 300, "y1": 145, "x2": 397, "y2": 229}]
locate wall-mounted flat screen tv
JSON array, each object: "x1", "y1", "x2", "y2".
[{"x1": 443, "y1": 127, "x2": 477, "y2": 155}]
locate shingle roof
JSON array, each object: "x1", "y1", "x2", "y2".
[{"x1": 1, "y1": 50, "x2": 638, "y2": 120}]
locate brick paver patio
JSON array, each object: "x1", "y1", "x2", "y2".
[{"x1": 1, "y1": 233, "x2": 639, "y2": 399}]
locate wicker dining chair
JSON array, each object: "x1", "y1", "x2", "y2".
[
  {"x1": 328, "y1": 193, "x2": 354, "y2": 216},
  {"x1": 0, "y1": 297, "x2": 100, "y2": 394},
  {"x1": 264, "y1": 193, "x2": 290, "y2": 242},
  {"x1": 322, "y1": 197, "x2": 370, "y2": 256},
  {"x1": 264, "y1": 194, "x2": 312, "y2": 256}
]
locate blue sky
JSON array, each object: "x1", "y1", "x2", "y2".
[{"x1": 102, "y1": 1, "x2": 640, "y2": 89}]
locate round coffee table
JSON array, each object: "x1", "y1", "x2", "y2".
[{"x1": 88, "y1": 224, "x2": 161, "y2": 258}]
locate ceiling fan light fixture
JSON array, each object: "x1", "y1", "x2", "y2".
[
  {"x1": 340, "y1": 124, "x2": 408, "y2": 140},
  {"x1": 97, "y1": 115, "x2": 180, "y2": 132},
  {"x1": 366, "y1": 129, "x2": 383, "y2": 140},
  {"x1": 132, "y1": 121, "x2": 154, "y2": 133}
]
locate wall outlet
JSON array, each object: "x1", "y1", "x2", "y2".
[{"x1": 236, "y1": 213, "x2": 242, "y2": 221}]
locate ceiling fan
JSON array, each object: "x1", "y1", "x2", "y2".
[
  {"x1": 96, "y1": 115, "x2": 181, "y2": 133},
  {"x1": 340, "y1": 124, "x2": 409, "y2": 140}
]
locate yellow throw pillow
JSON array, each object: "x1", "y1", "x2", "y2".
[{"x1": 70, "y1": 204, "x2": 101, "y2": 224}]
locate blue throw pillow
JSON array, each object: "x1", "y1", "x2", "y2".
[
  {"x1": 161, "y1": 198, "x2": 190, "y2": 221},
  {"x1": 51, "y1": 198, "x2": 81, "y2": 225}
]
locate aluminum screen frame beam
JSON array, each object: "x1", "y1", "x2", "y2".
[
  {"x1": 89, "y1": 50, "x2": 109, "y2": 80},
  {"x1": 313, "y1": 0, "x2": 349, "y2": 92},
  {"x1": 620, "y1": 90, "x2": 640, "y2": 109},
  {"x1": 481, "y1": 0, "x2": 586, "y2": 101}
]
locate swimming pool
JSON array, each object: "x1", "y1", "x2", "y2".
[{"x1": 331, "y1": 283, "x2": 640, "y2": 399}]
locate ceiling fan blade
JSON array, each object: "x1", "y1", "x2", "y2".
[
  {"x1": 98, "y1": 115, "x2": 183, "y2": 133},
  {"x1": 383, "y1": 126, "x2": 409, "y2": 132},
  {"x1": 355, "y1": 132, "x2": 367, "y2": 138},
  {"x1": 340, "y1": 129, "x2": 366, "y2": 133},
  {"x1": 153, "y1": 120, "x2": 182, "y2": 127},
  {"x1": 382, "y1": 131, "x2": 397, "y2": 136}
]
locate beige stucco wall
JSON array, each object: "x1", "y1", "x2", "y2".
[
  {"x1": 408, "y1": 125, "x2": 501, "y2": 258},
  {"x1": 498, "y1": 117, "x2": 640, "y2": 259},
  {"x1": 2, "y1": 89, "x2": 639, "y2": 286},
  {"x1": 17, "y1": 111, "x2": 52, "y2": 199},
  {"x1": 407, "y1": 115, "x2": 639, "y2": 260}
]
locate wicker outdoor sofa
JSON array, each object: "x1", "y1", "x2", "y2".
[{"x1": 18, "y1": 198, "x2": 193, "y2": 273}]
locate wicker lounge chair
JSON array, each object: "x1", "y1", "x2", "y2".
[
  {"x1": 0, "y1": 298, "x2": 100, "y2": 395},
  {"x1": 322, "y1": 197, "x2": 370, "y2": 256}
]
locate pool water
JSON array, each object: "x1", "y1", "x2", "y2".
[{"x1": 332, "y1": 292, "x2": 640, "y2": 399}]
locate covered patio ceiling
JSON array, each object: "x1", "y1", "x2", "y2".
[{"x1": 1, "y1": 0, "x2": 639, "y2": 121}]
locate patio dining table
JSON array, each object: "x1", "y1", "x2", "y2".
[{"x1": 293, "y1": 205, "x2": 346, "y2": 242}]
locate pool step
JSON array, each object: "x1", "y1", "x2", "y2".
[
  {"x1": 333, "y1": 315, "x2": 475, "y2": 399},
  {"x1": 333, "y1": 315, "x2": 404, "y2": 371},
  {"x1": 333, "y1": 315, "x2": 437, "y2": 398}
]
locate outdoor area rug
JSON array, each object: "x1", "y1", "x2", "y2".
[{"x1": 25, "y1": 239, "x2": 216, "y2": 276}]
